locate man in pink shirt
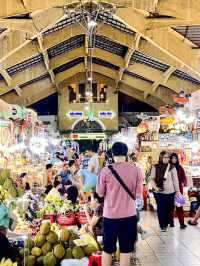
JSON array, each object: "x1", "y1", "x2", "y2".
[{"x1": 96, "y1": 142, "x2": 143, "y2": 266}]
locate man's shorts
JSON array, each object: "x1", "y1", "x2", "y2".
[{"x1": 103, "y1": 215, "x2": 137, "y2": 254}]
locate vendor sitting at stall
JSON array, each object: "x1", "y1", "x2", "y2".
[
  {"x1": 84, "y1": 192, "x2": 104, "y2": 238},
  {"x1": 46, "y1": 180, "x2": 62, "y2": 201},
  {"x1": 45, "y1": 163, "x2": 54, "y2": 194},
  {"x1": 0, "y1": 203, "x2": 18, "y2": 261},
  {"x1": 64, "y1": 180, "x2": 79, "y2": 204}
]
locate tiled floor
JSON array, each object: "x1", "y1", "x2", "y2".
[{"x1": 134, "y1": 211, "x2": 200, "y2": 266}]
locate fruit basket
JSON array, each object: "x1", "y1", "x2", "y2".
[
  {"x1": 57, "y1": 213, "x2": 76, "y2": 226},
  {"x1": 77, "y1": 210, "x2": 92, "y2": 225},
  {"x1": 43, "y1": 214, "x2": 56, "y2": 224}
]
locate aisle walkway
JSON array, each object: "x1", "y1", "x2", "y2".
[{"x1": 134, "y1": 212, "x2": 200, "y2": 266}]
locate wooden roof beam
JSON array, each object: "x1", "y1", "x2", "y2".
[
  {"x1": 156, "y1": 0, "x2": 200, "y2": 20},
  {"x1": 115, "y1": 8, "x2": 200, "y2": 80},
  {"x1": 0, "y1": 69, "x2": 12, "y2": 87},
  {"x1": 115, "y1": 33, "x2": 141, "y2": 90},
  {"x1": 127, "y1": 63, "x2": 198, "y2": 93},
  {"x1": 14, "y1": 86, "x2": 22, "y2": 97},
  {"x1": 152, "y1": 66, "x2": 176, "y2": 92},
  {"x1": 118, "y1": 83, "x2": 164, "y2": 110},
  {"x1": 37, "y1": 34, "x2": 57, "y2": 87}
]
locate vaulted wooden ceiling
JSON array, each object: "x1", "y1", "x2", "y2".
[{"x1": 1, "y1": 0, "x2": 200, "y2": 110}]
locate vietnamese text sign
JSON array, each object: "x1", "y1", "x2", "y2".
[
  {"x1": 98, "y1": 110, "x2": 115, "y2": 119},
  {"x1": 67, "y1": 111, "x2": 83, "y2": 119}
]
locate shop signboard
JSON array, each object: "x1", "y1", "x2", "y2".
[
  {"x1": 9, "y1": 105, "x2": 26, "y2": 120},
  {"x1": 66, "y1": 111, "x2": 83, "y2": 119},
  {"x1": 191, "y1": 90, "x2": 200, "y2": 110},
  {"x1": 159, "y1": 133, "x2": 192, "y2": 147},
  {"x1": 98, "y1": 110, "x2": 116, "y2": 119},
  {"x1": 70, "y1": 133, "x2": 106, "y2": 140},
  {"x1": 26, "y1": 109, "x2": 37, "y2": 123}
]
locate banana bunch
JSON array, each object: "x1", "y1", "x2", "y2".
[
  {"x1": 0, "y1": 258, "x2": 17, "y2": 266},
  {"x1": 0, "y1": 186, "x2": 9, "y2": 203}
]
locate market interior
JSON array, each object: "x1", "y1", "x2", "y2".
[{"x1": 0, "y1": 1, "x2": 200, "y2": 266}]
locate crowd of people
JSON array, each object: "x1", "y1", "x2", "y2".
[{"x1": 0, "y1": 141, "x2": 200, "y2": 266}]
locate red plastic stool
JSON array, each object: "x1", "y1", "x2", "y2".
[{"x1": 88, "y1": 252, "x2": 102, "y2": 266}]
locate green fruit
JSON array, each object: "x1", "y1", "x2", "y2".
[
  {"x1": 46, "y1": 231, "x2": 58, "y2": 244},
  {"x1": 8, "y1": 186, "x2": 18, "y2": 198},
  {"x1": 17, "y1": 187, "x2": 24, "y2": 197},
  {"x1": 60, "y1": 229, "x2": 70, "y2": 242},
  {"x1": 83, "y1": 244, "x2": 97, "y2": 256},
  {"x1": 64, "y1": 248, "x2": 73, "y2": 259},
  {"x1": 68, "y1": 232, "x2": 79, "y2": 248},
  {"x1": 54, "y1": 244, "x2": 65, "y2": 259},
  {"x1": 72, "y1": 246, "x2": 85, "y2": 259},
  {"x1": 37, "y1": 256, "x2": 44, "y2": 265},
  {"x1": 0, "y1": 169, "x2": 10, "y2": 185},
  {"x1": 40, "y1": 223, "x2": 50, "y2": 235},
  {"x1": 35, "y1": 234, "x2": 46, "y2": 247},
  {"x1": 43, "y1": 252, "x2": 56, "y2": 266},
  {"x1": 24, "y1": 255, "x2": 35, "y2": 266},
  {"x1": 31, "y1": 247, "x2": 42, "y2": 257},
  {"x1": 41, "y1": 242, "x2": 52, "y2": 255},
  {"x1": 3, "y1": 178, "x2": 13, "y2": 190},
  {"x1": 19, "y1": 248, "x2": 30, "y2": 257},
  {"x1": 24, "y1": 239, "x2": 35, "y2": 250}
]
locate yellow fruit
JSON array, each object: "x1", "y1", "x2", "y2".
[
  {"x1": 40, "y1": 223, "x2": 50, "y2": 235},
  {"x1": 60, "y1": 228, "x2": 70, "y2": 242},
  {"x1": 31, "y1": 247, "x2": 42, "y2": 257},
  {"x1": 3, "y1": 258, "x2": 12, "y2": 266},
  {"x1": 53, "y1": 244, "x2": 65, "y2": 259},
  {"x1": 46, "y1": 231, "x2": 58, "y2": 244},
  {"x1": 35, "y1": 234, "x2": 46, "y2": 247},
  {"x1": 41, "y1": 242, "x2": 52, "y2": 255}
]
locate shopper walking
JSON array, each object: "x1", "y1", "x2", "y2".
[
  {"x1": 150, "y1": 151, "x2": 181, "y2": 232},
  {"x1": 96, "y1": 142, "x2": 143, "y2": 266},
  {"x1": 86, "y1": 146, "x2": 100, "y2": 175},
  {"x1": 170, "y1": 153, "x2": 187, "y2": 229}
]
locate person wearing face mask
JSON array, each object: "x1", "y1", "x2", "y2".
[
  {"x1": 170, "y1": 153, "x2": 187, "y2": 229},
  {"x1": 150, "y1": 151, "x2": 181, "y2": 232}
]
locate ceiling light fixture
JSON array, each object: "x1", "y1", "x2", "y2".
[{"x1": 87, "y1": 20, "x2": 97, "y2": 29}]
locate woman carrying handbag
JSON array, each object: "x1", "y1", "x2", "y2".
[{"x1": 150, "y1": 151, "x2": 181, "y2": 232}]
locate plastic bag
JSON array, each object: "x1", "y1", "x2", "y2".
[
  {"x1": 174, "y1": 194, "x2": 185, "y2": 207},
  {"x1": 61, "y1": 257, "x2": 88, "y2": 266}
]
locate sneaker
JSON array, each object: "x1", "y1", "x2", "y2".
[
  {"x1": 160, "y1": 227, "x2": 167, "y2": 232},
  {"x1": 180, "y1": 224, "x2": 187, "y2": 229}
]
